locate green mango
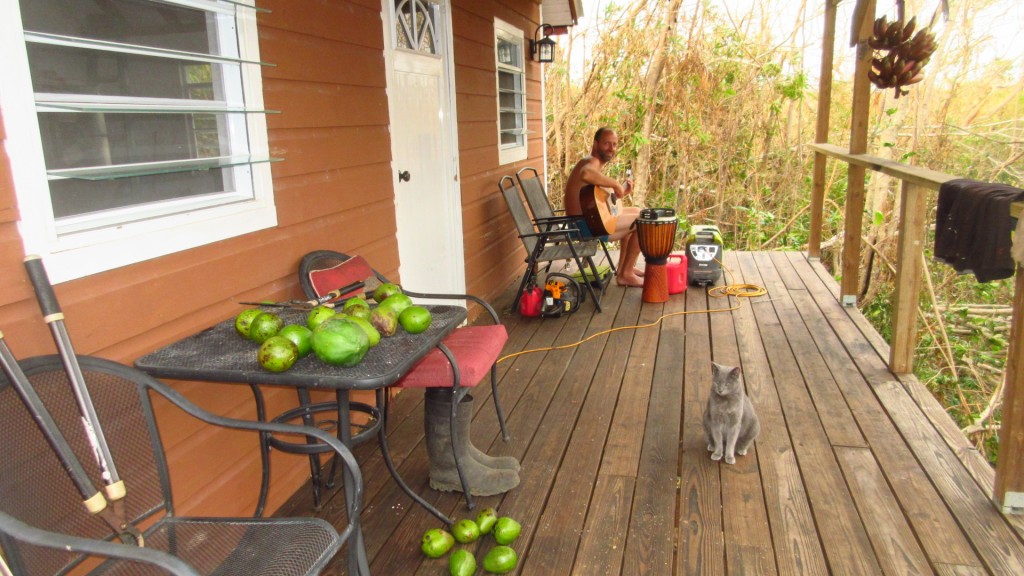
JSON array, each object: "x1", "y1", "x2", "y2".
[
  {"x1": 452, "y1": 518, "x2": 480, "y2": 544},
  {"x1": 482, "y1": 545, "x2": 517, "y2": 574},
  {"x1": 449, "y1": 549, "x2": 476, "y2": 576},
  {"x1": 420, "y1": 527, "x2": 454, "y2": 559},
  {"x1": 475, "y1": 507, "x2": 498, "y2": 534},
  {"x1": 492, "y1": 517, "x2": 521, "y2": 545},
  {"x1": 372, "y1": 282, "x2": 402, "y2": 302}
]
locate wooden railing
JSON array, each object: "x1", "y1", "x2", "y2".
[{"x1": 807, "y1": 142, "x2": 1024, "y2": 514}]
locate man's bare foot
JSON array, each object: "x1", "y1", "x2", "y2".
[
  {"x1": 616, "y1": 273, "x2": 644, "y2": 287},
  {"x1": 634, "y1": 267, "x2": 645, "y2": 277}
]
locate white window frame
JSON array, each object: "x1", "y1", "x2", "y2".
[
  {"x1": 0, "y1": 0, "x2": 277, "y2": 284},
  {"x1": 494, "y1": 18, "x2": 527, "y2": 165}
]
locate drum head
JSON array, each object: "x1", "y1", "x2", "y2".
[{"x1": 639, "y1": 207, "x2": 676, "y2": 221}]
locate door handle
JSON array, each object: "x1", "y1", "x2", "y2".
[{"x1": 398, "y1": 170, "x2": 411, "y2": 182}]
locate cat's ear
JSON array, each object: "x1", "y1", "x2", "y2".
[
  {"x1": 729, "y1": 366, "x2": 742, "y2": 380},
  {"x1": 711, "y1": 362, "x2": 722, "y2": 376}
]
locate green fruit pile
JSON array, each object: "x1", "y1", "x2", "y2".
[
  {"x1": 420, "y1": 508, "x2": 521, "y2": 575},
  {"x1": 233, "y1": 283, "x2": 433, "y2": 373}
]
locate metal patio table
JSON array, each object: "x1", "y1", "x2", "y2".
[{"x1": 135, "y1": 305, "x2": 467, "y2": 576}]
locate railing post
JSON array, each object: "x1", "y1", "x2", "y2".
[
  {"x1": 808, "y1": 0, "x2": 839, "y2": 260},
  {"x1": 995, "y1": 265, "x2": 1024, "y2": 513},
  {"x1": 889, "y1": 181, "x2": 926, "y2": 374},
  {"x1": 841, "y1": 0, "x2": 875, "y2": 306}
]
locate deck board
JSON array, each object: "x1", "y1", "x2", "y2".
[{"x1": 278, "y1": 251, "x2": 1024, "y2": 575}]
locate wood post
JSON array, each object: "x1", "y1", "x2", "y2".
[
  {"x1": 889, "y1": 181, "x2": 926, "y2": 373},
  {"x1": 808, "y1": 0, "x2": 839, "y2": 260},
  {"x1": 840, "y1": 0, "x2": 875, "y2": 305},
  {"x1": 995, "y1": 266, "x2": 1024, "y2": 513}
]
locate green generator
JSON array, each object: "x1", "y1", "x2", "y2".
[{"x1": 686, "y1": 225, "x2": 724, "y2": 285}]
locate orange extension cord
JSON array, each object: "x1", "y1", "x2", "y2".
[{"x1": 497, "y1": 259, "x2": 767, "y2": 364}]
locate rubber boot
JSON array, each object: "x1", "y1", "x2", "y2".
[
  {"x1": 463, "y1": 393, "x2": 520, "y2": 472},
  {"x1": 424, "y1": 389, "x2": 519, "y2": 496}
]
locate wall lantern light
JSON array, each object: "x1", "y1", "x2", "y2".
[{"x1": 530, "y1": 24, "x2": 556, "y2": 63}]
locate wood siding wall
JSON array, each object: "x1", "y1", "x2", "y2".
[{"x1": 0, "y1": 0, "x2": 542, "y2": 518}]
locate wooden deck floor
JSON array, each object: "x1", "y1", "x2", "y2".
[{"x1": 279, "y1": 250, "x2": 1024, "y2": 575}]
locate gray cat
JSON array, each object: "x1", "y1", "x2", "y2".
[{"x1": 702, "y1": 362, "x2": 760, "y2": 464}]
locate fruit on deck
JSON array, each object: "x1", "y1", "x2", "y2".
[
  {"x1": 420, "y1": 528, "x2": 454, "y2": 559},
  {"x1": 492, "y1": 517, "x2": 521, "y2": 545},
  {"x1": 482, "y1": 546, "x2": 517, "y2": 574},
  {"x1": 449, "y1": 549, "x2": 476, "y2": 576},
  {"x1": 475, "y1": 508, "x2": 498, "y2": 535},
  {"x1": 452, "y1": 518, "x2": 480, "y2": 544}
]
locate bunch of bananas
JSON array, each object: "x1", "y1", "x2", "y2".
[{"x1": 867, "y1": 15, "x2": 937, "y2": 99}]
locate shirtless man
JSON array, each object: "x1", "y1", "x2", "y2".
[{"x1": 564, "y1": 127, "x2": 644, "y2": 287}]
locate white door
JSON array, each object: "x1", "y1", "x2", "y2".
[{"x1": 384, "y1": 0, "x2": 465, "y2": 296}]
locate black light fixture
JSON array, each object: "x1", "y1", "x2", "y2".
[{"x1": 530, "y1": 24, "x2": 556, "y2": 63}]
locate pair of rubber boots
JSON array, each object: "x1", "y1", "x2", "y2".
[{"x1": 424, "y1": 388, "x2": 520, "y2": 496}]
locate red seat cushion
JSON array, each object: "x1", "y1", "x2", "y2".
[
  {"x1": 394, "y1": 325, "x2": 508, "y2": 388},
  {"x1": 307, "y1": 255, "x2": 375, "y2": 300}
]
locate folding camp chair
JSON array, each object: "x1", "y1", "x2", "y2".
[
  {"x1": 499, "y1": 175, "x2": 607, "y2": 313},
  {"x1": 515, "y1": 166, "x2": 617, "y2": 279},
  {"x1": 297, "y1": 251, "x2": 510, "y2": 511},
  {"x1": 0, "y1": 352, "x2": 360, "y2": 576}
]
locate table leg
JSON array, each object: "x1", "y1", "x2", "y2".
[
  {"x1": 375, "y1": 388, "x2": 453, "y2": 527},
  {"x1": 337, "y1": 390, "x2": 371, "y2": 576},
  {"x1": 249, "y1": 383, "x2": 269, "y2": 518},
  {"x1": 295, "y1": 388, "x2": 326, "y2": 509}
]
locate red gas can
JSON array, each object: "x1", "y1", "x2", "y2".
[
  {"x1": 666, "y1": 253, "x2": 688, "y2": 294},
  {"x1": 519, "y1": 286, "x2": 543, "y2": 317}
]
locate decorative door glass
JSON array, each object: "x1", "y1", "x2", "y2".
[{"x1": 395, "y1": 0, "x2": 438, "y2": 54}]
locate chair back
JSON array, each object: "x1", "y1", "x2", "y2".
[
  {"x1": 298, "y1": 250, "x2": 388, "y2": 301},
  {"x1": 515, "y1": 167, "x2": 556, "y2": 220},
  {"x1": 498, "y1": 176, "x2": 540, "y2": 255},
  {"x1": 0, "y1": 355, "x2": 170, "y2": 575}
]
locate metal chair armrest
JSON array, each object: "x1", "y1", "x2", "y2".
[
  {"x1": 140, "y1": 374, "x2": 362, "y2": 541},
  {"x1": 0, "y1": 511, "x2": 200, "y2": 576}
]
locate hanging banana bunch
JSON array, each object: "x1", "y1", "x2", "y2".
[{"x1": 867, "y1": 15, "x2": 938, "y2": 99}]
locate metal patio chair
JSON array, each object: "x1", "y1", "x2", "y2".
[
  {"x1": 297, "y1": 251, "x2": 511, "y2": 512},
  {"x1": 0, "y1": 353, "x2": 360, "y2": 576},
  {"x1": 499, "y1": 175, "x2": 607, "y2": 313},
  {"x1": 515, "y1": 166, "x2": 616, "y2": 277}
]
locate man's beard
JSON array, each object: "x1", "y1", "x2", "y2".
[{"x1": 598, "y1": 151, "x2": 615, "y2": 162}]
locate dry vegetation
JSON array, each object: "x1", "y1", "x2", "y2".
[{"x1": 544, "y1": 0, "x2": 1023, "y2": 462}]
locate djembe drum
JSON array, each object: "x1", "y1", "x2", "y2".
[{"x1": 635, "y1": 207, "x2": 678, "y2": 303}]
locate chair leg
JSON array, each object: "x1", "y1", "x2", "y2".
[
  {"x1": 576, "y1": 256, "x2": 604, "y2": 312},
  {"x1": 601, "y1": 240, "x2": 617, "y2": 273},
  {"x1": 489, "y1": 364, "x2": 510, "y2": 442}
]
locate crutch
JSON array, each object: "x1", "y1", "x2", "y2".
[
  {"x1": 0, "y1": 330, "x2": 141, "y2": 544},
  {"x1": 22, "y1": 255, "x2": 138, "y2": 543}
]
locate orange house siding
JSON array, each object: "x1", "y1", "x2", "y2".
[{"x1": 0, "y1": 0, "x2": 542, "y2": 518}]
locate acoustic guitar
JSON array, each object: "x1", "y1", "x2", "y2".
[{"x1": 579, "y1": 184, "x2": 620, "y2": 237}]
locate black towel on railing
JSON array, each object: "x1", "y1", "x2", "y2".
[{"x1": 934, "y1": 178, "x2": 1024, "y2": 282}]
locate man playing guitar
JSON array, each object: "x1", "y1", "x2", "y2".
[{"x1": 563, "y1": 127, "x2": 643, "y2": 287}]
